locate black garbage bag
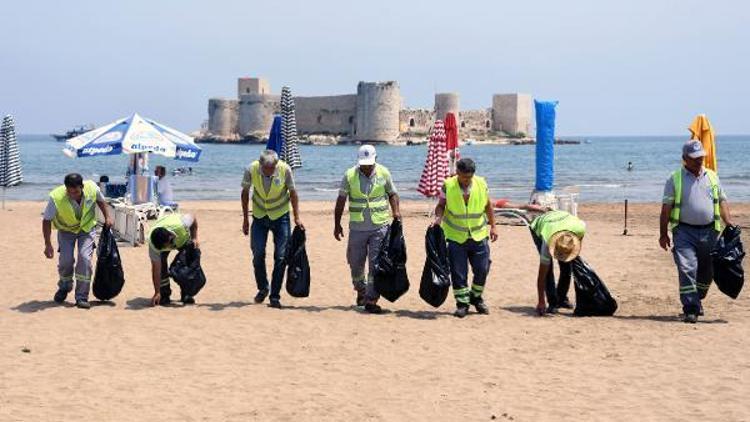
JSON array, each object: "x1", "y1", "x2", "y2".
[
  {"x1": 374, "y1": 219, "x2": 410, "y2": 302},
  {"x1": 93, "y1": 226, "x2": 125, "y2": 301},
  {"x1": 419, "y1": 225, "x2": 451, "y2": 308},
  {"x1": 286, "y1": 226, "x2": 311, "y2": 298},
  {"x1": 571, "y1": 257, "x2": 617, "y2": 316},
  {"x1": 168, "y1": 242, "x2": 206, "y2": 297},
  {"x1": 711, "y1": 225, "x2": 745, "y2": 299}
]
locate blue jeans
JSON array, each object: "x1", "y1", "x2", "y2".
[
  {"x1": 447, "y1": 238, "x2": 491, "y2": 305},
  {"x1": 251, "y1": 214, "x2": 291, "y2": 300}
]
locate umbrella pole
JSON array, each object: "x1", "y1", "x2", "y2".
[{"x1": 622, "y1": 199, "x2": 629, "y2": 236}]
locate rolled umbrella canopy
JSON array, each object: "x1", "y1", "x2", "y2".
[
  {"x1": 280, "y1": 86, "x2": 302, "y2": 169},
  {"x1": 444, "y1": 112, "x2": 459, "y2": 175},
  {"x1": 689, "y1": 114, "x2": 717, "y2": 172},
  {"x1": 63, "y1": 113, "x2": 202, "y2": 162},
  {"x1": 266, "y1": 115, "x2": 283, "y2": 155},
  {"x1": 0, "y1": 115, "x2": 23, "y2": 187},
  {"x1": 417, "y1": 120, "x2": 449, "y2": 198},
  {"x1": 0, "y1": 115, "x2": 24, "y2": 209}
]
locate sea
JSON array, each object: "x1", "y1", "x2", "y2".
[{"x1": 6, "y1": 135, "x2": 750, "y2": 203}]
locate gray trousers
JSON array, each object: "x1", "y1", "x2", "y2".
[
  {"x1": 57, "y1": 230, "x2": 96, "y2": 301},
  {"x1": 672, "y1": 224, "x2": 718, "y2": 314},
  {"x1": 346, "y1": 226, "x2": 388, "y2": 302}
]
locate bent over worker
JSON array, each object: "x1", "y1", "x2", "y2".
[{"x1": 148, "y1": 213, "x2": 199, "y2": 306}]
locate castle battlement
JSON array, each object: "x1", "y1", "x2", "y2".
[{"x1": 200, "y1": 77, "x2": 531, "y2": 144}]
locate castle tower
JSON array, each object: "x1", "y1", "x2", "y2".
[
  {"x1": 355, "y1": 81, "x2": 401, "y2": 143},
  {"x1": 238, "y1": 94, "x2": 280, "y2": 138},
  {"x1": 238, "y1": 77, "x2": 271, "y2": 96},
  {"x1": 434, "y1": 93, "x2": 460, "y2": 122},
  {"x1": 492, "y1": 94, "x2": 532, "y2": 136},
  {"x1": 207, "y1": 98, "x2": 238, "y2": 138}
]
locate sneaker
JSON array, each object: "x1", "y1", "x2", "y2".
[
  {"x1": 546, "y1": 305, "x2": 559, "y2": 314},
  {"x1": 683, "y1": 313, "x2": 698, "y2": 324},
  {"x1": 355, "y1": 291, "x2": 366, "y2": 307},
  {"x1": 53, "y1": 288, "x2": 69, "y2": 304},
  {"x1": 454, "y1": 305, "x2": 469, "y2": 318},
  {"x1": 181, "y1": 295, "x2": 195, "y2": 305},
  {"x1": 364, "y1": 303, "x2": 383, "y2": 314},
  {"x1": 470, "y1": 296, "x2": 490, "y2": 314},
  {"x1": 75, "y1": 300, "x2": 91, "y2": 309},
  {"x1": 557, "y1": 299, "x2": 573, "y2": 309},
  {"x1": 159, "y1": 296, "x2": 171, "y2": 306},
  {"x1": 254, "y1": 289, "x2": 269, "y2": 304},
  {"x1": 269, "y1": 299, "x2": 282, "y2": 309}
]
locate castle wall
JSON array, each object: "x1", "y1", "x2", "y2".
[
  {"x1": 355, "y1": 81, "x2": 401, "y2": 143},
  {"x1": 399, "y1": 109, "x2": 433, "y2": 134},
  {"x1": 492, "y1": 94, "x2": 532, "y2": 136},
  {"x1": 238, "y1": 94, "x2": 280, "y2": 138},
  {"x1": 434, "y1": 93, "x2": 460, "y2": 123},
  {"x1": 295, "y1": 95, "x2": 357, "y2": 135},
  {"x1": 459, "y1": 109, "x2": 493, "y2": 134},
  {"x1": 207, "y1": 98, "x2": 239, "y2": 138}
]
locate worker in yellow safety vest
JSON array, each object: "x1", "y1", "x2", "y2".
[
  {"x1": 334, "y1": 145, "x2": 401, "y2": 314},
  {"x1": 42, "y1": 173, "x2": 113, "y2": 309},
  {"x1": 432, "y1": 158, "x2": 498, "y2": 318},
  {"x1": 241, "y1": 149, "x2": 303, "y2": 309},
  {"x1": 659, "y1": 140, "x2": 733, "y2": 323}
]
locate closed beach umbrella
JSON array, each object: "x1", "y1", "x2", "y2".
[
  {"x1": 417, "y1": 120, "x2": 449, "y2": 198},
  {"x1": 688, "y1": 114, "x2": 717, "y2": 172},
  {"x1": 0, "y1": 115, "x2": 24, "y2": 209},
  {"x1": 266, "y1": 115, "x2": 283, "y2": 155},
  {"x1": 444, "y1": 112, "x2": 459, "y2": 175},
  {"x1": 63, "y1": 113, "x2": 202, "y2": 162},
  {"x1": 280, "y1": 86, "x2": 302, "y2": 169}
]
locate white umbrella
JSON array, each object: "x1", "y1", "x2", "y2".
[
  {"x1": 0, "y1": 115, "x2": 23, "y2": 209},
  {"x1": 63, "y1": 113, "x2": 202, "y2": 162}
]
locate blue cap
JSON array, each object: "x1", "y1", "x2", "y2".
[{"x1": 683, "y1": 140, "x2": 706, "y2": 159}]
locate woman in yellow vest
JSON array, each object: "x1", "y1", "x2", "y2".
[
  {"x1": 42, "y1": 173, "x2": 113, "y2": 309},
  {"x1": 334, "y1": 145, "x2": 401, "y2": 314},
  {"x1": 241, "y1": 149, "x2": 303, "y2": 309},
  {"x1": 148, "y1": 213, "x2": 199, "y2": 306},
  {"x1": 432, "y1": 158, "x2": 498, "y2": 318}
]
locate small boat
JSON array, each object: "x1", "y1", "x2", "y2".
[{"x1": 51, "y1": 124, "x2": 95, "y2": 141}]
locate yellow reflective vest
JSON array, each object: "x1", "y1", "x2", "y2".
[
  {"x1": 346, "y1": 164, "x2": 392, "y2": 226},
  {"x1": 669, "y1": 168, "x2": 721, "y2": 232},
  {"x1": 49, "y1": 180, "x2": 98, "y2": 234},
  {"x1": 251, "y1": 160, "x2": 291, "y2": 221},
  {"x1": 441, "y1": 176, "x2": 490, "y2": 243}
]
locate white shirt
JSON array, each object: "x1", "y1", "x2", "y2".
[{"x1": 156, "y1": 176, "x2": 174, "y2": 204}]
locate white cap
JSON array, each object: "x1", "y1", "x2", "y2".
[{"x1": 357, "y1": 145, "x2": 377, "y2": 165}]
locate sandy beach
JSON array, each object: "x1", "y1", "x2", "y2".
[{"x1": 1, "y1": 200, "x2": 749, "y2": 421}]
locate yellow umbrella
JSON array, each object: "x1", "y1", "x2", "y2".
[{"x1": 688, "y1": 114, "x2": 717, "y2": 172}]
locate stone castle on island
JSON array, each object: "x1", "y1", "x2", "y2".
[{"x1": 199, "y1": 77, "x2": 533, "y2": 144}]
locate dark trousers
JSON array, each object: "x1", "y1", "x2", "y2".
[
  {"x1": 251, "y1": 214, "x2": 291, "y2": 300},
  {"x1": 531, "y1": 231, "x2": 572, "y2": 307},
  {"x1": 447, "y1": 238, "x2": 491, "y2": 306},
  {"x1": 159, "y1": 250, "x2": 190, "y2": 300}
]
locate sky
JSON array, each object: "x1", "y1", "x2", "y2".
[{"x1": 1, "y1": 0, "x2": 748, "y2": 136}]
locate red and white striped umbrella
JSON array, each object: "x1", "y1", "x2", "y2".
[{"x1": 417, "y1": 120, "x2": 449, "y2": 198}]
